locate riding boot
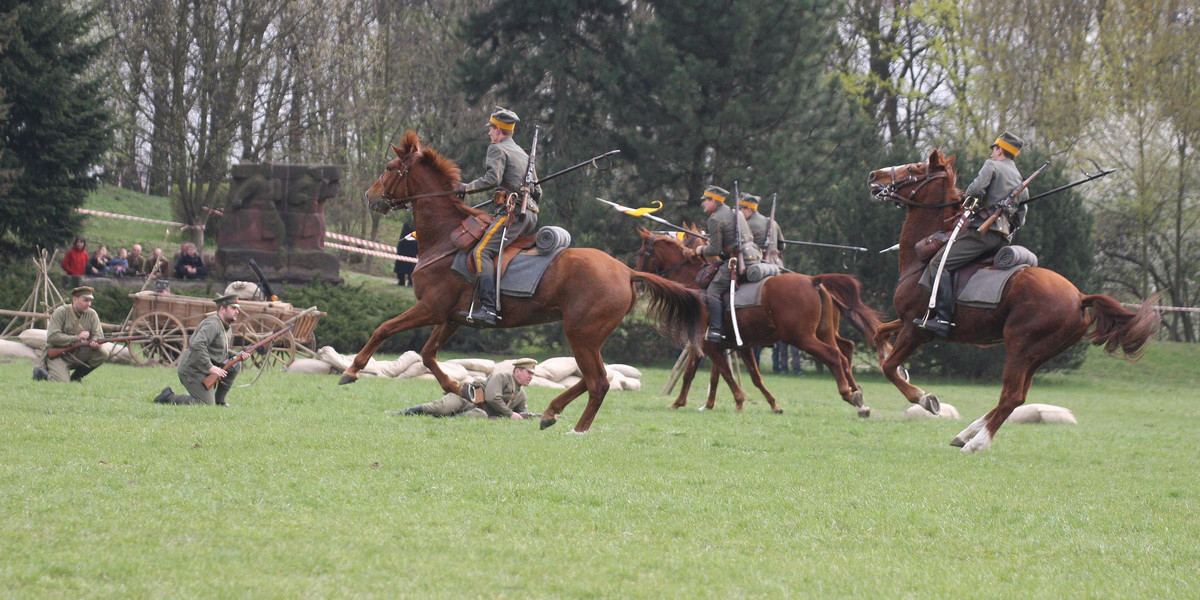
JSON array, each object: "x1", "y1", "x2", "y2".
[
  {"x1": 460, "y1": 274, "x2": 499, "y2": 325},
  {"x1": 69, "y1": 366, "x2": 96, "y2": 382},
  {"x1": 32, "y1": 366, "x2": 49, "y2": 381},
  {"x1": 704, "y1": 295, "x2": 725, "y2": 343},
  {"x1": 914, "y1": 272, "x2": 955, "y2": 337}
]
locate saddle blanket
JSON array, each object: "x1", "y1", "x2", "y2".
[
  {"x1": 920, "y1": 264, "x2": 1030, "y2": 310},
  {"x1": 733, "y1": 277, "x2": 772, "y2": 308},
  {"x1": 451, "y1": 246, "x2": 566, "y2": 298}
]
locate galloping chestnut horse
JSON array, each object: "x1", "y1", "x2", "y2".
[
  {"x1": 340, "y1": 131, "x2": 705, "y2": 433},
  {"x1": 868, "y1": 149, "x2": 1161, "y2": 452},
  {"x1": 635, "y1": 227, "x2": 884, "y2": 416}
]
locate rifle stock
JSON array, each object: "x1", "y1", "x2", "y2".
[
  {"x1": 518, "y1": 126, "x2": 539, "y2": 216},
  {"x1": 733, "y1": 181, "x2": 746, "y2": 276},
  {"x1": 202, "y1": 323, "x2": 295, "y2": 389},
  {"x1": 47, "y1": 335, "x2": 150, "y2": 359},
  {"x1": 977, "y1": 161, "x2": 1049, "y2": 234}
]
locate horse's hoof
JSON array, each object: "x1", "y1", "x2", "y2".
[
  {"x1": 540, "y1": 416, "x2": 558, "y2": 430},
  {"x1": 949, "y1": 437, "x2": 966, "y2": 448},
  {"x1": 698, "y1": 406, "x2": 708, "y2": 412},
  {"x1": 567, "y1": 429, "x2": 588, "y2": 435},
  {"x1": 772, "y1": 408, "x2": 784, "y2": 414},
  {"x1": 337, "y1": 375, "x2": 357, "y2": 386},
  {"x1": 857, "y1": 406, "x2": 871, "y2": 418},
  {"x1": 668, "y1": 403, "x2": 683, "y2": 410},
  {"x1": 848, "y1": 390, "x2": 864, "y2": 408},
  {"x1": 897, "y1": 366, "x2": 910, "y2": 383},
  {"x1": 919, "y1": 393, "x2": 941, "y2": 416}
]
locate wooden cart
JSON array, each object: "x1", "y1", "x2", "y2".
[{"x1": 124, "y1": 290, "x2": 323, "y2": 371}]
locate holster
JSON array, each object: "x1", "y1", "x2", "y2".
[
  {"x1": 695, "y1": 262, "x2": 720, "y2": 288},
  {"x1": 450, "y1": 214, "x2": 494, "y2": 252},
  {"x1": 915, "y1": 230, "x2": 949, "y2": 263}
]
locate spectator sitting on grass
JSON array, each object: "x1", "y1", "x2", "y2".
[
  {"x1": 107, "y1": 248, "x2": 131, "y2": 277},
  {"x1": 174, "y1": 242, "x2": 206, "y2": 279},
  {"x1": 86, "y1": 245, "x2": 110, "y2": 276}
]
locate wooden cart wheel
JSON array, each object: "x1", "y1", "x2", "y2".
[
  {"x1": 234, "y1": 313, "x2": 296, "y2": 373},
  {"x1": 129, "y1": 311, "x2": 188, "y2": 366}
]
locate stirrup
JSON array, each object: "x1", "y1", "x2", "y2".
[{"x1": 705, "y1": 328, "x2": 725, "y2": 343}]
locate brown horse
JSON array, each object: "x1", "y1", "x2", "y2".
[
  {"x1": 635, "y1": 227, "x2": 884, "y2": 416},
  {"x1": 339, "y1": 131, "x2": 705, "y2": 433},
  {"x1": 868, "y1": 149, "x2": 1161, "y2": 451}
]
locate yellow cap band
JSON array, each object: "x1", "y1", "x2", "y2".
[
  {"x1": 703, "y1": 190, "x2": 726, "y2": 203},
  {"x1": 738, "y1": 199, "x2": 758, "y2": 210},
  {"x1": 489, "y1": 117, "x2": 515, "y2": 132},
  {"x1": 994, "y1": 138, "x2": 1019, "y2": 156}
]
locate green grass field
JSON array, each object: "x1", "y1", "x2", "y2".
[{"x1": 2, "y1": 342, "x2": 1197, "y2": 598}]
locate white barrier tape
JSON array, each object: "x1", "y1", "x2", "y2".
[
  {"x1": 1123, "y1": 303, "x2": 1200, "y2": 313},
  {"x1": 325, "y1": 241, "x2": 417, "y2": 263},
  {"x1": 75, "y1": 208, "x2": 203, "y2": 230},
  {"x1": 325, "y1": 231, "x2": 396, "y2": 252}
]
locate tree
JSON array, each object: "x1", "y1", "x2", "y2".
[{"x1": 0, "y1": 0, "x2": 112, "y2": 258}]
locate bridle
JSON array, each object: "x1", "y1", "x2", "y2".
[
  {"x1": 370, "y1": 155, "x2": 457, "y2": 214},
  {"x1": 638, "y1": 236, "x2": 697, "y2": 279},
  {"x1": 872, "y1": 162, "x2": 961, "y2": 209}
]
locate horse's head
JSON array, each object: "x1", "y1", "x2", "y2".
[
  {"x1": 867, "y1": 148, "x2": 959, "y2": 208},
  {"x1": 365, "y1": 130, "x2": 462, "y2": 215},
  {"x1": 635, "y1": 227, "x2": 702, "y2": 277}
]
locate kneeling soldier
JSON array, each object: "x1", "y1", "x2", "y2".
[
  {"x1": 153, "y1": 294, "x2": 249, "y2": 406},
  {"x1": 34, "y1": 286, "x2": 109, "y2": 382},
  {"x1": 390, "y1": 358, "x2": 537, "y2": 419}
]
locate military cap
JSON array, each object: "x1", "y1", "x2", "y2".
[
  {"x1": 993, "y1": 131, "x2": 1024, "y2": 157},
  {"x1": 71, "y1": 286, "x2": 95, "y2": 299},
  {"x1": 701, "y1": 185, "x2": 730, "y2": 204},
  {"x1": 214, "y1": 293, "x2": 241, "y2": 307},
  {"x1": 737, "y1": 193, "x2": 761, "y2": 210},
  {"x1": 511, "y1": 357, "x2": 538, "y2": 370},
  {"x1": 488, "y1": 107, "x2": 520, "y2": 132}
]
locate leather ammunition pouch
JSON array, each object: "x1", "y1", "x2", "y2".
[
  {"x1": 450, "y1": 214, "x2": 494, "y2": 252},
  {"x1": 915, "y1": 230, "x2": 949, "y2": 263},
  {"x1": 695, "y1": 261, "x2": 720, "y2": 288}
]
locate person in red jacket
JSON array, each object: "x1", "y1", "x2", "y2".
[{"x1": 61, "y1": 237, "x2": 89, "y2": 282}]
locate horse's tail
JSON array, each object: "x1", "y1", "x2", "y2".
[
  {"x1": 812, "y1": 273, "x2": 885, "y2": 349},
  {"x1": 1082, "y1": 291, "x2": 1163, "y2": 359},
  {"x1": 630, "y1": 272, "x2": 704, "y2": 347}
]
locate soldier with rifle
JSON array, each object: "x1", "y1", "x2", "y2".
[
  {"x1": 33, "y1": 286, "x2": 110, "y2": 383},
  {"x1": 918, "y1": 131, "x2": 1036, "y2": 337},
  {"x1": 454, "y1": 107, "x2": 542, "y2": 325},
  {"x1": 737, "y1": 192, "x2": 785, "y2": 270},
  {"x1": 388, "y1": 358, "x2": 540, "y2": 419},
  {"x1": 682, "y1": 185, "x2": 761, "y2": 343},
  {"x1": 153, "y1": 294, "x2": 249, "y2": 406}
]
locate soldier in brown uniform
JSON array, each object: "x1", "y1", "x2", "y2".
[
  {"x1": 153, "y1": 294, "x2": 249, "y2": 406},
  {"x1": 454, "y1": 108, "x2": 543, "y2": 325},
  {"x1": 33, "y1": 286, "x2": 109, "y2": 382},
  {"x1": 390, "y1": 358, "x2": 538, "y2": 419},
  {"x1": 918, "y1": 131, "x2": 1028, "y2": 337},
  {"x1": 682, "y1": 185, "x2": 761, "y2": 343}
]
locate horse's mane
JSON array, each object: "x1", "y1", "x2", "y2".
[
  {"x1": 930, "y1": 148, "x2": 963, "y2": 203},
  {"x1": 398, "y1": 130, "x2": 484, "y2": 218}
]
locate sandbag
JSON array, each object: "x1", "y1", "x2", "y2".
[
  {"x1": 535, "y1": 356, "x2": 579, "y2": 382},
  {"x1": 621, "y1": 378, "x2": 641, "y2": 392},
  {"x1": 1010, "y1": 403, "x2": 1076, "y2": 425},
  {"x1": 378, "y1": 351, "x2": 423, "y2": 378},
  {"x1": 606, "y1": 363, "x2": 642, "y2": 380},
  {"x1": 558, "y1": 375, "x2": 582, "y2": 390},
  {"x1": 317, "y1": 346, "x2": 352, "y2": 371},
  {"x1": 101, "y1": 342, "x2": 135, "y2": 365},
  {"x1": 903, "y1": 403, "x2": 960, "y2": 419},
  {"x1": 529, "y1": 375, "x2": 567, "y2": 389},
  {"x1": 535, "y1": 226, "x2": 571, "y2": 252},
  {"x1": 285, "y1": 358, "x2": 336, "y2": 374},
  {"x1": 0, "y1": 339, "x2": 38, "y2": 361},
  {"x1": 398, "y1": 360, "x2": 429, "y2": 378},
  {"x1": 993, "y1": 245, "x2": 1038, "y2": 269},
  {"x1": 445, "y1": 358, "x2": 495, "y2": 374},
  {"x1": 224, "y1": 281, "x2": 260, "y2": 300},
  {"x1": 19, "y1": 329, "x2": 47, "y2": 350}
]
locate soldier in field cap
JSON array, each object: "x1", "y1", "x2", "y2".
[
  {"x1": 153, "y1": 294, "x2": 249, "y2": 406},
  {"x1": 33, "y1": 286, "x2": 109, "y2": 382},
  {"x1": 918, "y1": 130, "x2": 1029, "y2": 337},
  {"x1": 681, "y1": 185, "x2": 761, "y2": 343},
  {"x1": 389, "y1": 357, "x2": 539, "y2": 419},
  {"x1": 455, "y1": 107, "x2": 543, "y2": 325}
]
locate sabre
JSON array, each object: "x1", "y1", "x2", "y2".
[
  {"x1": 922, "y1": 203, "x2": 975, "y2": 325},
  {"x1": 594, "y1": 197, "x2": 708, "y2": 239},
  {"x1": 1022, "y1": 166, "x2": 1116, "y2": 205},
  {"x1": 729, "y1": 181, "x2": 743, "y2": 347}
]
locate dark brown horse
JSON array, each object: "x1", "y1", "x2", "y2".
[
  {"x1": 635, "y1": 227, "x2": 884, "y2": 416},
  {"x1": 868, "y1": 149, "x2": 1161, "y2": 451},
  {"x1": 339, "y1": 131, "x2": 705, "y2": 433}
]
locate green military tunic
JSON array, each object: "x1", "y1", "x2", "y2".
[
  {"x1": 166, "y1": 314, "x2": 239, "y2": 405},
  {"x1": 468, "y1": 135, "x2": 541, "y2": 283},
  {"x1": 698, "y1": 203, "x2": 761, "y2": 297},
  {"x1": 745, "y1": 210, "x2": 784, "y2": 267},
  {"x1": 414, "y1": 371, "x2": 528, "y2": 418},
  {"x1": 41, "y1": 303, "x2": 108, "y2": 382},
  {"x1": 464, "y1": 136, "x2": 542, "y2": 206},
  {"x1": 929, "y1": 157, "x2": 1027, "y2": 274}
]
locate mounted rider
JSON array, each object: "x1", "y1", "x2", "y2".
[
  {"x1": 683, "y1": 185, "x2": 761, "y2": 343},
  {"x1": 454, "y1": 107, "x2": 542, "y2": 325},
  {"x1": 737, "y1": 192, "x2": 784, "y2": 267},
  {"x1": 918, "y1": 131, "x2": 1028, "y2": 337}
]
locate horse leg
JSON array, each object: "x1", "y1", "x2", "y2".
[
  {"x1": 703, "y1": 348, "x2": 747, "y2": 412},
  {"x1": 564, "y1": 346, "x2": 611, "y2": 433},
  {"x1": 339, "y1": 303, "x2": 440, "y2": 384},
  {"x1": 420, "y1": 323, "x2": 464, "y2": 395},
  {"x1": 951, "y1": 412, "x2": 994, "y2": 448},
  {"x1": 788, "y1": 333, "x2": 870, "y2": 417},
  {"x1": 669, "y1": 348, "x2": 705, "y2": 409},
  {"x1": 540, "y1": 379, "x2": 588, "y2": 430},
  {"x1": 737, "y1": 346, "x2": 782, "y2": 413},
  {"x1": 879, "y1": 325, "x2": 940, "y2": 415}
]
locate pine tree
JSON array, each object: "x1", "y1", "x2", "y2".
[{"x1": 0, "y1": 0, "x2": 112, "y2": 258}]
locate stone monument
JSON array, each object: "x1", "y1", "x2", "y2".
[{"x1": 216, "y1": 163, "x2": 342, "y2": 283}]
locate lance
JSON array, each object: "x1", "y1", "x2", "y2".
[
  {"x1": 594, "y1": 197, "x2": 707, "y2": 239},
  {"x1": 536, "y1": 150, "x2": 621, "y2": 186},
  {"x1": 780, "y1": 239, "x2": 869, "y2": 252},
  {"x1": 1022, "y1": 167, "x2": 1116, "y2": 205}
]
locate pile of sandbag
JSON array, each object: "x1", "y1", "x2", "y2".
[
  {"x1": 6, "y1": 329, "x2": 135, "y2": 364},
  {"x1": 288, "y1": 347, "x2": 643, "y2": 391}
]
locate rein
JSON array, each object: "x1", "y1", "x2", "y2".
[
  {"x1": 372, "y1": 155, "x2": 458, "y2": 213},
  {"x1": 873, "y1": 166, "x2": 960, "y2": 209},
  {"x1": 638, "y1": 240, "x2": 692, "y2": 279}
]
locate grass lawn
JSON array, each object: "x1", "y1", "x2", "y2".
[{"x1": 1, "y1": 342, "x2": 1197, "y2": 598}]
